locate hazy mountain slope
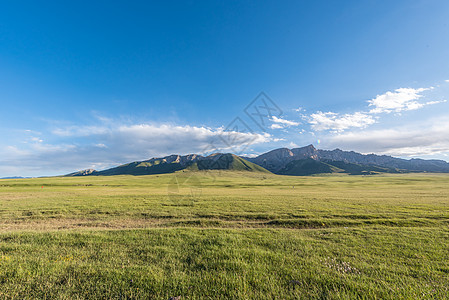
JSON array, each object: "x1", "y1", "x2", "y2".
[
  {"x1": 66, "y1": 169, "x2": 99, "y2": 177},
  {"x1": 317, "y1": 149, "x2": 449, "y2": 172}
]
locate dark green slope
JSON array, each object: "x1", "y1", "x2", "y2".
[
  {"x1": 278, "y1": 158, "x2": 341, "y2": 176},
  {"x1": 276, "y1": 158, "x2": 406, "y2": 176},
  {"x1": 190, "y1": 154, "x2": 271, "y2": 173}
]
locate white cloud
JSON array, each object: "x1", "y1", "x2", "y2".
[
  {"x1": 425, "y1": 100, "x2": 447, "y2": 105},
  {"x1": 324, "y1": 118, "x2": 449, "y2": 157},
  {"x1": 272, "y1": 138, "x2": 285, "y2": 142},
  {"x1": 270, "y1": 124, "x2": 283, "y2": 129},
  {"x1": 240, "y1": 153, "x2": 259, "y2": 158},
  {"x1": 445, "y1": 80, "x2": 449, "y2": 83},
  {"x1": 270, "y1": 116, "x2": 300, "y2": 129},
  {"x1": 309, "y1": 111, "x2": 376, "y2": 132},
  {"x1": 367, "y1": 87, "x2": 434, "y2": 114}
]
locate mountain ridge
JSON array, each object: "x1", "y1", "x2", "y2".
[
  {"x1": 66, "y1": 145, "x2": 449, "y2": 177},
  {"x1": 68, "y1": 153, "x2": 270, "y2": 176},
  {"x1": 245, "y1": 145, "x2": 449, "y2": 173}
]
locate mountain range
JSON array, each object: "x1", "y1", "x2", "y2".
[{"x1": 66, "y1": 145, "x2": 449, "y2": 177}]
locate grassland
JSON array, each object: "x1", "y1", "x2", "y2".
[{"x1": 0, "y1": 171, "x2": 448, "y2": 299}]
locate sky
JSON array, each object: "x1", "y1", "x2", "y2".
[{"x1": 1, "y1": 0, "x2": 449, "y2": 177}]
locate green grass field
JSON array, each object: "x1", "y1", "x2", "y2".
[{"x1": 0, "y1": 172, "x2": 448, "y2": 299}]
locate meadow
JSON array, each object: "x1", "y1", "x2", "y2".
[{"x1": 0, "y1": 171, "x2": 448, "y2": 299}]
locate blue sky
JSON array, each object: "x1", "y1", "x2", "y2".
[{"x1": 1, "y1": 0, "x2": 449, "y2": 176}]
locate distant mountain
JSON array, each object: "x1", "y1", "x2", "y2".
[
  {"x1": 0, "y1": 176, "x2": 30, "y2": 179},
  {"x1": 317, "y1": 148, "x2": 449, "y2": 173},
  {"x1": 246, "y1": 145, "x2": 318, "y2": 173},
  {"x1": 66, "y1": 153, "x2": 269, "y2": 176},
  {"x1": 245, "y1": 145, "x2": 449, "y2": 175},
  {"x1": 66, "y1": 145, "x2": 449, "y2": 177}
]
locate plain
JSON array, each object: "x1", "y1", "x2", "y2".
[{"x1": 0, "y1": 172, "x2": 448, "y2": 299}]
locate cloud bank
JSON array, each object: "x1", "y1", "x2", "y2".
[
  {"x1": 306, "y1": 86, "x2": 445, "y2": 133},
  {"x1": 270, "y1": 116, "x2": 300, "y2": 129},
  {"x1": 324, "y1": 118, "x2": 449, "y2": 157},
  {"x1": 0, "y1": 123, "x2": 271, "y2": 176}
]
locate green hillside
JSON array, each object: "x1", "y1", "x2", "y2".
[
  {"x1": 73, "y1": 154, "x2": 271, "y2": 176},
  {"x1": 191, "y1": 154, "x2": 271, "y2": 173},
  {"x1": 96, "y1": 160, "x2": 185, "y2": 176}
]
